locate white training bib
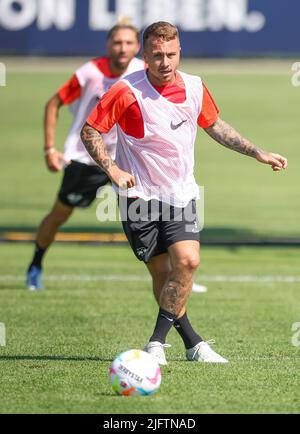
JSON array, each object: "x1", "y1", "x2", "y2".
[{"x1": 115, "y1": 70, "x2": 203, "y2": 207}]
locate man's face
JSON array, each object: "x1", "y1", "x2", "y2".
[
  {"x1": 143, "y1": 36, "x2": 180, "y2": 85},
  {"x1": 107, "y1": 29, "x2": 140, "y2": 70}
]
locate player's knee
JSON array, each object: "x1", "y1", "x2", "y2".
[{"x1": 176, "y1": 254, "x2": 200, "y2": 272}]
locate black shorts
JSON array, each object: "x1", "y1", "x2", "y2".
[
  {"x1": 58, "y1": 160, "x2": 110, "y2": 208},
  {"x1": 119, "y1": 197, "x2": 200, "y2": 263}
]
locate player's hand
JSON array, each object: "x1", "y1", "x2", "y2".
[
  {"x1": 45, "y1": 149, "x2": 71, "y2": 172},
  {"x1": 108, "y1": 166, "x2": 136, "y2": 189},
  {"x1": 255, "y1": 151, "x2": 288, "y2": 172}
]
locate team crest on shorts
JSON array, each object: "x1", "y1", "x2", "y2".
[
  {"x1": 191, "y1": 220, "x2": 200, "y2": 233},
  {"x1": 67, "y1": 193, "x2": 83, "y2": 204},
  {"x1": 136, "y1": 247, "x2": 147, "y2": 260}
]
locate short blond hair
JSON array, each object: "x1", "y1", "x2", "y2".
[{"x1": 143, "y1": 21, "x2": 179, "y2": 48}]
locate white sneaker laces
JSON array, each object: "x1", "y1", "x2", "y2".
[
  {"x1": 146, "y1": 342, "x2": 171, "y2": 349},
  {"x1": 162, "y1": 343, "x2": 171, "y2": 349},
  {"x1": 153, "y1": 343, "x2": 171, "y2": 349},
  {"x1": 192, "y1": 339, "x2": 216, "y2": 359}
]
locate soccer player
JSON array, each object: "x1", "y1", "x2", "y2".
[
  {"x1": 26, "y1": 22, "x2": 143, "y2": 290},
  {"x1": 25, "y1": 21, "x2": 206, "y2": 294},
  {"x1": 80, "y1": 22, "x2": 287, "y2": 364}
]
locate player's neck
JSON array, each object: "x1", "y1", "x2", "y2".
[{"x1": 108, "y1": 59, "x2": 128, "y2": 77}]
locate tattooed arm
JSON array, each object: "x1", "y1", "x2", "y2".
[
  {"x1": 80, "y1": 123, "x2": 135, "y2": 188},
  {"x1": 205, "y1": 118, "x2": 288, "y2": 171}
]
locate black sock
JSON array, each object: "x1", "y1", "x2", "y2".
[
  {"x1": 150, "y1": 308, "x2": 178, "y2": 344},
  {"x1": 28, "y1": 242, "x2": 47, "y2": 269},
  {"x1": 174, "y1": 312, "x2": 203, "y2": 349}
]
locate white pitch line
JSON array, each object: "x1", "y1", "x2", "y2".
[
  {"x1": 235, "y1": 356, "x2": 300, "y2": 361},
  {"x1": 202, "y1": 275, "x2": 300, "y2": 283},
  {"x1": 1, "y1": 275, "x2": 300, "y2": 283}
]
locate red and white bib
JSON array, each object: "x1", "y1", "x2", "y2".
[{"x1": 116, "y1": 70, "x2": 203, "y2": 206}]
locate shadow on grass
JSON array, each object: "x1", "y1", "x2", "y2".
[
  {"x1": 0, "y1": 355, "x2": 186, "y2": 362},
  {"x1": 0, "y1": 355, "x2": 112, "y2": 362},
  {"x1": 0, "y1": 225, "x2": 121, "y2": 234},
  {"x1": 0, "y1": 224, "x2": 256, "y2": 237},
  {"x1": 0, "y1": 224, "x2": 253, "y2": 234},
  {"x1": 2, "y1": 225, "x2": 299, "y2": 244},
  {"x1": 0, "y1": 283, "x2": 36, "y2": 291}
]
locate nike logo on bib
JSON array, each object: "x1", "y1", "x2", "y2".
[{"x1": 170, "y1": 119, "x2": 188, "y2": 130}]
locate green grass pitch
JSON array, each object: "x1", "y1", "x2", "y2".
[
  {"x1": 0, "y1": 59, "x2": 298, "y2": 238},
  {"x1": 0, "y1": 243, "x2": 300, "y2": 414},
  {"x1": 0, "y1": 59, "x2": 299, "y2": 413}
]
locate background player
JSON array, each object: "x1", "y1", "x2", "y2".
[{"x1": 26, "y1": 21, "x2": 143, "y2": 290}]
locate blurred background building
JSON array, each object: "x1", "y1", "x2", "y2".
[{"x1": 0, "y1": 0, "x2": 300, "y2": 57}]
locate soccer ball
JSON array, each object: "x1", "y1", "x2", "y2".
[{"x1": 109, "y1": 349, "x2": 161, "y2": 396}]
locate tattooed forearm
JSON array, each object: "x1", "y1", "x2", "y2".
[
  {"x1": 80, "y1": 123, "x2": 116, "y2": 173},
  {"x1": 205, "y1": 118, "x2": 263, "y2": 158}
]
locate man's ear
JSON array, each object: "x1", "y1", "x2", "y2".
[
  {"x1": 136, "y1": 43, "x2": 141, "y2": 56},
  {"x1": 106, "y1": 39, "x2": 111, "y2": 56}
]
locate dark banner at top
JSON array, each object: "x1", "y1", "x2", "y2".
[{"x1": 0, "y1": 0, "x2": 299, "y2": 57}]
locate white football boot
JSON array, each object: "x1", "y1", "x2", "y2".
[
  {"x1": 192, "y1": 283, "x2": 208, "y2": 293},
  {"x1": 186, "y1": 340, "x2": 228, "y2": 363},
  {"x1": 144, "y1": 341, "x2": 171, "y2": 366}
]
